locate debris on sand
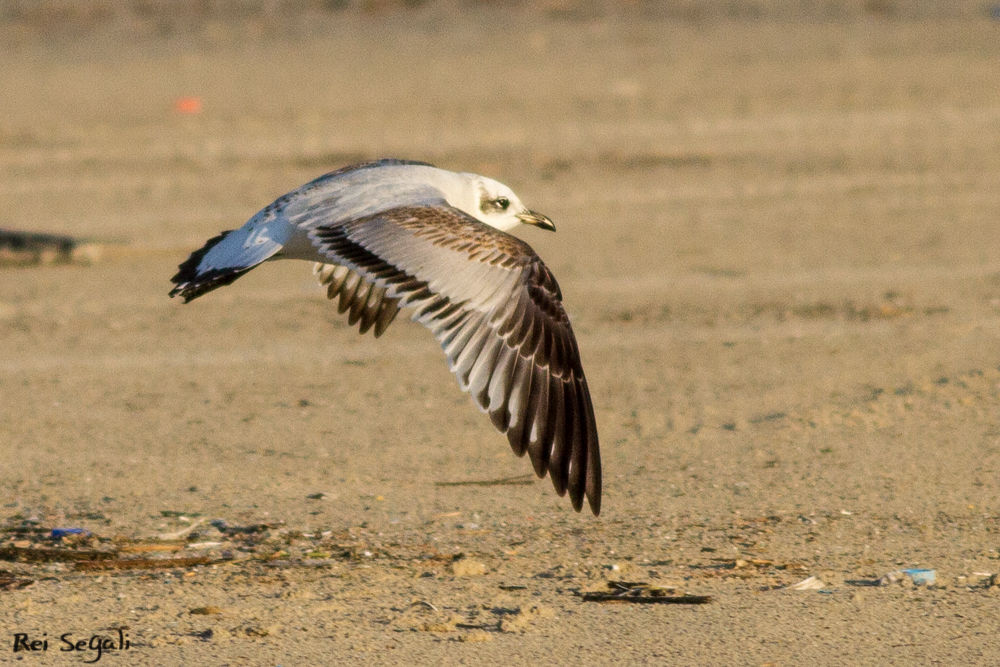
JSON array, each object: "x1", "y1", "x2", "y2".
[
  {"x1": 157, "y1": 517, "x2": 205, "y2": 540},
  {"x1": 0, "y1": 545, "x2": 118, "y2": 563},
  {"x1": 50, "y1": 528, "x2": 90, "y2": 539},
  {"x1": 787, "y1": 576, "x2": 826, "y2": 591},
  {"x1": 435, "y1": 474, "x2": 536, "y2": 487},
  {"x1": 580, "y1": 581, "x2": 712, "y2": 604},
  {"x1": 209, "y1": 519, "x2": 284, "y2": 535},
  {"x1": 75, "y1": 556, "x2": 212, "y2": 571},
  {"x1": 879, "y1": 569, "x2": 936, "y2": 586},
  {"x1": 118, "y1": 543, "x2": 185, "y2": 553},
  {"x1": 900, "y1": 569, "x2": 936, "y2": 586},
  {"x1": 189, "y1": 606, "x2": 224, "y2": 615},
  {"x1": 0, "y1": 229, "x2": 103, "y2": 267},
  {"x1": 0, "y1": 570, "x2": 34, "y2": 591}
]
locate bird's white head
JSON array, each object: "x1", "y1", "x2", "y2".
[{"x1": 451, "y1": 173, "x2": 556, "y2": 233}]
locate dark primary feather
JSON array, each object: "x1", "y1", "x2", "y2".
[
  {"x1": 307, "y1": 205, "x2": 601, "y2": 515},
  {"x1": 169, "y1": 230, "x2": 251, "y2": 303}
]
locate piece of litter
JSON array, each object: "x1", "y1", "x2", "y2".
[
  {"x1": 901, "y1": 569, "x2": 936, "y2": 586},
  {"x1": 50, "y1": 528, "x2": 90, "y2": 539},
  {"x1": 187, "y1": 542, "x2": 223, "y2": 549},
  {"x1": 157, "y1": 518, "x2": 205, "y2": 541},
  {"x1": 173, "y1": 97, "x2": 202, "y2": 114},
  {"x1": 880, "y1": 569, "x2": 935, "y2": 586},
  {"x1": 788, "y1": 576, "x2": 826, "y2": 590}
]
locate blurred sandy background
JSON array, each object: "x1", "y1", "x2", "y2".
[{"x1": 2, "y1": 1, "x2": 1000, "y2": 664}]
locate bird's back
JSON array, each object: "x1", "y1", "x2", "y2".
[{"x1": 280, "y1": 161, "x2": 460, "y2": 232}]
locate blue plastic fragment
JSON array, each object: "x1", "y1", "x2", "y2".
[
  {"x1": 50, "y1": 527, "x2": 90, "y2": 539},
  {"x1": 901, "y1": 568, "x2": 936, "y2": 585}
]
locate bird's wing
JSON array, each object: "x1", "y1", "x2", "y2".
[
  {"x1": 313, "y1": 263, "x2": 401, "y2": 338},
  {"x1": 307, "y1": 205, "x2": 601, "y2": 515}
]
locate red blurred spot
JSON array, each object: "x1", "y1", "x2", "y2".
[{"x1": 173, "y1": 97, "x2": 202, "y2": 114}]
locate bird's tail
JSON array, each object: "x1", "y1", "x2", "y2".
[{"x1": 169, "y1": 223, "x2": 284, "y2": 303}]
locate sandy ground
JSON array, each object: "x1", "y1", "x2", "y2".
[{"x1": 2, "y1": 6, "x2": 1000, "y2": 665}]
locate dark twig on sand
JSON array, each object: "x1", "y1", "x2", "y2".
[
  {"x1": 580, "y1": 581, "x2": 712, "y2": 605},
  {"x1": 435, "y1": 474, "x2": 536, "y2": 487}
]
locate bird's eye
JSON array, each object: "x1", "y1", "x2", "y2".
[{"x1": 480, "y1": 196, "x2": 511, "y2": 215}]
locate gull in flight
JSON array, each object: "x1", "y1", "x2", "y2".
[{"x1": 170, "y1": 159, "x2": 601, "y2": 515}]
